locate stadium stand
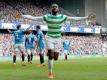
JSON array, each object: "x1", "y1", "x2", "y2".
[
  {"x1": 0, "y1": 0, "x2": 98, "y2": 28},
  {"x1": 0, "y1": 33, "x2": 103, "y2": 56},
  {"x1": 0, "y1": 0, "x2": 103, "y2": 56}
]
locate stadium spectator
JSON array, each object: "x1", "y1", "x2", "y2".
[{"x1": 0, "y1": 1, "x2": 100, "y2": 28}]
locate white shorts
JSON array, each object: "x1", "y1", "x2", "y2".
[
  {"x1": 64, "y1": 50, "x2": 68, "y2": 55},
  {"x1": 45, "y1": 36, "x2": 62, "y2": 52},
  {"x1": 14, "y1": 44, "x2": 23, "y2": 54},
  {"x1": 26, "y1": 49, "x2": 34, "y2": 55}
]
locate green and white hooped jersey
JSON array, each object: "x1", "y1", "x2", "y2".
[{"x1": 43, "y1": 14, "x2": 67, "y2": 38}]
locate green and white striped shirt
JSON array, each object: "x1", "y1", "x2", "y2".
[{"x1": 43, "y1": 14, "x2": 67, "y2": 38}]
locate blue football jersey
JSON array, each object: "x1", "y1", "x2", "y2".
[
  {"x1": 12, "y1": 30, "x2": 25, "y2": 44},
  {"x1": 25, "y1": 34, "x2": 37, "y2": 49},
  {"x1": 37, "y1": 31, "x2": 45, "y2": 48},
  {"x1": 63, "y1": 40, "x2": 70, "y2": 50}
]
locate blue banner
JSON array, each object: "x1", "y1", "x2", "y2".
[{"x1": 0, "y1": 22, "x2": 101, "y2": 33}]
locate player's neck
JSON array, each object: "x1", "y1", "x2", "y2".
[
  {"x1": 37, "y1": 30, "x2": 41, "y2": 32},
  {"x1": 52, "y1": 12, "x2": 57, "y2": 16}
]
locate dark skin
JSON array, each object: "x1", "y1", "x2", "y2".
[
  {"x1": 47, "y1": 5, "x2": 60, "y2": 61},
  {"x1": 51, "y1": 5, "x2": 59, "y2": 16}
]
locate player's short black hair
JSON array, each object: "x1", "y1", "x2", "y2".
[
  {"x1": 36, "y1": 25, "x2": 40, "y2": 30},
  {"x1": 17, "y1": 25, "x2": 21, "y2": 29}
]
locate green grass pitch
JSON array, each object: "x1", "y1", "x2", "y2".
[{"x1": 0, "y1": 57, "x2": 107, "y2": 80}]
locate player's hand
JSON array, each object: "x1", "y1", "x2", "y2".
[
  {"x1": 88, "y1": 14, "x2": 96, "y2": 20},
  {"x1": 16, "y1": 14, "x2": 22, "y2": 18}
]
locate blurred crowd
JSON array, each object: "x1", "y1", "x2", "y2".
[
  {"x1": 0, "y1": 1, "x2": 49, "y2": 23},
  {"x1": 0, "y1": 33, "x2": 104, "y2": 56},
  {"x1": 0, "y1": 33, "x2": 13, "y2": 56},
  {"x1": 0, "y1": 1, "x2": 100, "y2": 27},
  {"x1": 0, "y1": 1, "x2": 103, "y2": 56},
  {"x1": 61, "y1": 36, "x2": 102, "y2": 55}
]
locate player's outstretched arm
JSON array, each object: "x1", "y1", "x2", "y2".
[
  {"x1": 26, "y1": 26, "x2": 32, "y2": 30},
  {"x1": 7, "y1": 29, "x2": 12, "y2": 33},
  {"x1": 22, "y1": 15, "x2": 43, "y2": 21},
  {"x1": 67, "y1": 16, "x2": 88, "y2": 20}
]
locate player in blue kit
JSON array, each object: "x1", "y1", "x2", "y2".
[
  {"x1": 63, "y1": 36, "x2": 71, "y2": 60},
  {"x1": 8, "y1": 25, "x2": 31, "y2": 66},
  {"x1": 25, "y1": 30, "x2": 37, "y2": 64},
  {"x1": 36, "y1": 25, "x2": 46, "y2": 67}
]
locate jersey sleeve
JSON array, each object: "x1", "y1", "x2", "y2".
[
  {"x1": 37, "y1": 32, "x2": 40, "y2": 39},
  {"x1": 34, "y1": 35, "x2": 37, "y2": 41},
  {"x1": 63, "y1": 15, "x2": 68, "y2": 22},
  {"x1": 21, "y1": 30, "x2": 26, "y2": 33},
  {"x1": 43, "y1": 15, "x2": 47, "y2": 22}
]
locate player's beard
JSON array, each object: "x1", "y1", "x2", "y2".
[{"x1": 52, "y1": 10, "x2": 57, "y2": 16}]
